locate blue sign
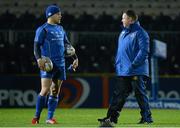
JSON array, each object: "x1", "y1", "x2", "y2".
[{"x1": 0, "y1": 75, "x2": 180, "y2": 109}]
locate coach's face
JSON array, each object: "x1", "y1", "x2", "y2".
[
  {"x1": 121, "y1": 13, "x2": 133, "y2": 28},
  {"x1": 51, "y1": 12, "x2": 62, "y2": 24}
]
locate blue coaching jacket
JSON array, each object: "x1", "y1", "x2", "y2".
[{"x1": 115, "y1": 21, "x2": 150, "y2": 77}]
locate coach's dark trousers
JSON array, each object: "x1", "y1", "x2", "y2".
[{"x1": 107, "y1": 75, "x2": 152, "y2": 123}]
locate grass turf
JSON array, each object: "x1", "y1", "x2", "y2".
[{"x1": 0, "y1": 108, "x2": 180, "y2": 127}]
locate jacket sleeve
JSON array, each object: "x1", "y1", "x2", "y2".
[{"x1": 132, "y1": 30, "x2": 149, "y2": 67}]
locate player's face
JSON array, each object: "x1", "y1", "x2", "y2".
[
  {"x1": 121, "y1": 13, "x2": 133, "y2": 28},
  {"x1": 52, "y1": 12, "x2": 62, "y2": 24}
]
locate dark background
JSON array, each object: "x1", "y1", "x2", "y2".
[{"x1": 0, "y1": 0, "x2": 180, "y2": 75}]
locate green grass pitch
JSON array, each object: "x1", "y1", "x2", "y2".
[{"x1": 0, "y1": 108, "x2": 180, "y2": 127}]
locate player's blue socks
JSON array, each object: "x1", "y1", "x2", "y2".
[
  {"x1": 47, "y1": 95, "x2": 59, "y2": 120},
  {"x1": 35, "y1": 94, "x2": 46, "y2": 118}
]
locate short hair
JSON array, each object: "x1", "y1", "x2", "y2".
[{"x1": 124, "y1": 10, "x2": 138, "y2": 21}]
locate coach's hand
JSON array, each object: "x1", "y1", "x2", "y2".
[
  {"x1": 37, "y1": 58, "x2": 46, "y2": 70},
  {"x1": 72, "y1": 59, "x2": 78, "y2": 70}
]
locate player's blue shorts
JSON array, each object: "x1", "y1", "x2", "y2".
[{"x1": 40, "y1": 65, "x2": 66, "y2": 80}]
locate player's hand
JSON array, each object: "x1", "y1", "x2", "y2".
[
  {"x1": 72, "y1": 59, "x2": 78, "y2": 70},
  {"x1": 37, "y1": 58, "x2": 46, "y2": 70}
]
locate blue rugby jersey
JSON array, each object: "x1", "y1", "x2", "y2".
[{"x1": 34, "y1": 23, "x2": 70, "y2": 67}]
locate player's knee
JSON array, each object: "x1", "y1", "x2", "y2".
[
  {"x1": 40, "y1": 86, "x2": 50, "y2": 96},
  {"x1": 50, "y1": 87, "x2": 59, "y2": 96},
  {"x1": 52, "y1": 90, "x2": 58, "y2": 96}
]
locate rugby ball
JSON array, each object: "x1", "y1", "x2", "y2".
[{"x1": 42, "y1": 57, "x2": 53, "y2": 72}]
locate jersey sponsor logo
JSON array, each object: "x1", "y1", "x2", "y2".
[
  {"x1": 50, "y1": 31, "x2": 63, "y2": 41},
  {"x1": 52, "y1": 38, "x2": 63, "y2": 41}
]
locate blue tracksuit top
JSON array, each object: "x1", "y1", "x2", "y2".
[
  {"x1": 34, "y1": 23, "x2": 70, "y2": 67},
  {"x1": 115, "y1": 21, "x2": 150, "y2": 77}
]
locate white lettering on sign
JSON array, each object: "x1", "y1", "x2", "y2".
[{"x1": 0, "y1": 90, "x2": 37, "y2": 106}]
